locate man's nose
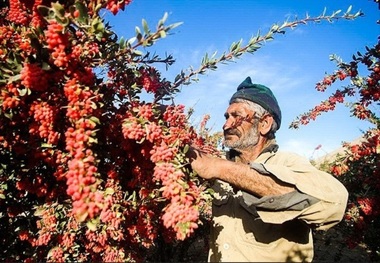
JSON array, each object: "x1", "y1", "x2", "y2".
[{"x1": 223, "y1": 118, "x2": 234, "y2": 130}]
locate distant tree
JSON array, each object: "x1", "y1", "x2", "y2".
[{"x1": 291, "y1": 1, "x2": 379, "y2": 260}]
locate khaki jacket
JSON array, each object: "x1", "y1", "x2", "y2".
[{"x1": 208, "y1": 147, "x2": 348, "y2": 262}]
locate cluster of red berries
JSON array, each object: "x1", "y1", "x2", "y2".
[
  {"x1": 60, "y1": 232, "x2": 76, "y2": 251},
  {"x1": 64, "y1": 78, "x2": 98, "y2": 120},
  {"x1": 30, "y1": 0, "x2": 45, "y2": 28},
  {"x1": 7, "y1": 0, "x2": 29, "y2": 25},
  {"x1": 32, "y1": 207, "x2": 58, "y2": 247},
  {"x1": 153, "y1": 162, "x2": 205, "y2": 239},
  {"x1": 63, "y1": 76, "x2": 103, "y2": 222},
  {"x1": 48, "y1": 247, "x2": 65, "y2": 262},
  {"x1": 120, "y1": 101, "x2": 207, "y2": 241},
  {"x1": 85, "y1": 229, "x2": 108, "y2": 253},
  {"x1": 29, "y1": 101, "x2": 60, "y2": 144},
  {"x1": 136, "y1": 103, "x2": 155, "y2": 119},
  {"x1": 316, "y1": 70, "x2": 348, "y2": 92},
  {"x1": 126, "y1": 204, "x2": 158, "y2": 249},
  {"x1": 106, "y1": 0, "x2": 133, "y2": 15},
  {"x1": 141, "y1": 70, "x2": 161, "y2": 93},
  {"x1": 0, "y1": 24, "x2": 36, "y2": 63},
  {"x1": 122, "y1": 116, "x2": 145, "y2": 141},
  {"x1": 163, "y1": 104, "x2": 186, "y2": 126},
  {"x1": 347, "y1": 130, "x2": 379, "y2": 161},
  {"x1": 162, "y1": 202, "x2": 200, "y2": 240},
  {"x1": 45, "y1": 22, "x2": 70, "y2": 68},
  {"x1": 1, "y1": 83, "x2": 20, "y2": 110},
  {"x1": 357, "y1": 197, "x2": 379, "y2": 217},
  {"x1": 99, "y1": 195, "x2": 122, "y2": 235},
  {"x1": 352, "y1": 103, "x2": 371, "y2": 120},
  {"x1": 149, "y1": 142, "x2": 177, "y2": 163},
  {"x1": 145, "y1": 122, "x2": 163, "y2": 143},
  {"x1": 65, "y1": 127, "x2": 103, "y2": 220},
  {"x1": 102, "y1": 247, "x2": 125, "y2": 262},
  {"x1": 6, "y1": 0, "x2": 44, "y2": 27}
]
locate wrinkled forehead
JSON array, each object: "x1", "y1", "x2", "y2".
[{"x1": 225, "y1": 102, "x2": 253, "y2": 116}]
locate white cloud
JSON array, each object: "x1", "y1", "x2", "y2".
[{"x1": 169, "y1": 50, "x2": 315, "y2": 134}]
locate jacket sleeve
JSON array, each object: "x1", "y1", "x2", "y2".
[{"x1": 249, "y1": 152, "x2": 349, "y2": 230}]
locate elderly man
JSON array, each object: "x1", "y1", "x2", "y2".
[{"x1": 189, "y1": 77, "x2": 348, "y2": 262}]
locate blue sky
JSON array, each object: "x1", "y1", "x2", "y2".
[{"x1": 105, "y1": 0, "x2": 379, "y2": 159}]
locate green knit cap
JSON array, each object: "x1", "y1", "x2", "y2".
[{"x1": 229, "y1": 77, "x2": 282, "y2": 130}]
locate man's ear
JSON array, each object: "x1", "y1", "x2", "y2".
[{"x1": 259, "y1": 115, "x2": 274, "y2": 136}]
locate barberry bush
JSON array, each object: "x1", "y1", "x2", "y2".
[
  {"x1": 291, "y1": 2, "x2": 379, "y2": 259},
  {"x1": 0, "y1": 0, "x2": 364, "y2": 262}
]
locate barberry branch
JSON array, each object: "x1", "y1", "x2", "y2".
[
  {"x1": 171, "y1": 6, "x2": 363, "y2": 90},
  {"x1": 290, "y1": 37, "x2": 379, "y2": 129},
  {"x1": 110, "y1": 12, "x2": 181, "y2": 66}
]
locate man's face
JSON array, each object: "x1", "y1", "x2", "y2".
[{"x1": 223, "y1": 102, "x2": 260, "y2": 150}]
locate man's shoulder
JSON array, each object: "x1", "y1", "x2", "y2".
[
  {"x1": 275, "y1": 150, "x2": 305, "y2": 158},
  {"x1": 265, "y1": 149, "x2": 312, "y2": 165}
]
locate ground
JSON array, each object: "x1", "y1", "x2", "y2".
[
  {"x1": 179, "y1": 225, "x2": 373, "y2": 262},
  {"x1": 313, "y1": 228, "x2": 371, "y2": 262}
]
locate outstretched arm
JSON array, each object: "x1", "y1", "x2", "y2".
[{"x1": 188, "y1": 147, "x2": 295, "y2": 197}]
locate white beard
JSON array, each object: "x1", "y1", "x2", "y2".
[{"x1": 224, "y1": 122, "x2": 259, "y2": 150}]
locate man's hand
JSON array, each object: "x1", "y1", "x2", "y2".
[{"x1": 187, "y1": 146, "x2": 220, "y2": 180}]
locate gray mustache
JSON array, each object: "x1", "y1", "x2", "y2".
[{"x1": 224, "y1": 129, "x2": 241, "y2": 137}]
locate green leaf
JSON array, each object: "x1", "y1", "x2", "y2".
[
  {"x1": 52, "y1": 2, "x2": 65, "y2": 18},
  {"x1": 346, "y1": 5, "x2": 352, "y2": 14},
  {"x1": 90, "y1": 101, "x2": 97, "y2": 110},
  {"x1": 136, "y1": 31, "x2": 143, "y2": 42},
  {"x1": 75, "y1": 1, "x2": 89, "y2": 23},
  {"x1": 4, "y1": 111, "x2": 13, "y2": 120},
  {"x1": 168, "y1": 22, "x2": 183, "y2": 30},
  {"x1": 88, "y1": 136, "x2": 98, "y2": 144},
  {"x1": 9, "y1": 74, "x2": 21, "y2": 83},
  {"x1": 55, "y1": 15, "x2": 69, "y2": 26},
  {"x1": 158, "y1": 12, "x2": 168, "y2": 28},
  {"x1": 271, "y1": 24, "x2": 280, "y2": 32},
  {"x1": 159, "y1": 30, "x2": 167, "y2": 38},
  {"x1": 87, "y1": 220, "x2": 98, "y2": 231},
  {"x1": 41, "y1": 62, "x2": 51, "y2": 71},
  {"x1": 17, "y1": 88, "x2": 30, "y2": 96},
  {"x1": 135, "y1": 26, "x2": 141, "y2": 35},
  {"x1": 183, "y1": 144, "x2": 189, "y2": 154},
  {"x1": 332, "y1": 10, "x2": 341, "y2": 16},
  {"x1": 127, "y1": 37, "x2": 136, "y2": 47},
  {"x1": 132, "y1": 49, "x2": 143, "y2": 56},
  {"x1": 34, "y1": 207, "x2": 45, "y2": 217},
  {"x1": 322, "y1": 7, "x2": 327, "y2": 16},
  {"x1": 92, "y1": 17, "x2": 105, "y2": 34},
  {"x1": 105, "y1": 187, "x2": 115, "y2": 195},
  {"x1": 77, "y1": 210, "x2": 88, "y2": 222},
  {"x1": 89, "y1": 116, "x2": 100, "y2": 124},
  {"x1": 94, "y1": 4, "x2": 103, "y2": 13},
  {"x1": 119, "y1": 37, "x2": 125, "y2": 49},
  {"x1": 37, "y1": 5, "x2": 50, "y2": 17},
  {"x1": 162, "y1": 12, "x2": 168, "y2": 24},
  {"x1": 41, "y1": 143, "x2": 54, "y2": 148},
  {"x1": 142, "y1": 19, "x2": 149, "y2": 34}
]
